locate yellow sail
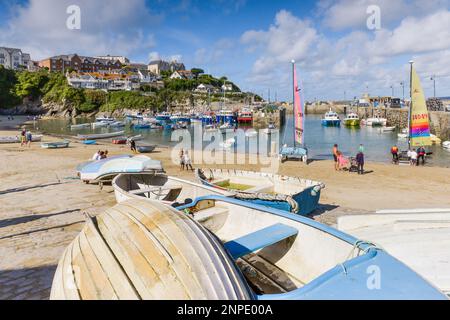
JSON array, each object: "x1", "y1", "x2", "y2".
[{"x1": 410, "y1": 66, "x2": 431, "y2": 147}]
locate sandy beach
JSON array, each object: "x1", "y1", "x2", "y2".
[{"x1": 1, "y1": 115, "x2": 450, "y2": 299}]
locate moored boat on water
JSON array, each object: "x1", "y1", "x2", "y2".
[
  {"x1": 70, "y1": 123, "x2": 91, "y2": 130},
  {"x1": 76, "y1": 131, "x2": 125, "y2": 140},
  {"x1": 363, "y1": 115, "x2": 387, "y2": 127},
  {"x1": 51, "y1": 198, "x2": 448, "y2": 300},
  {"x1": 237, "y1": 109, "x2": 253, "y2": 123},
  {"x1": 321, "y1": 109, "x2": 341, "y2": 127},
  {"x1": 196, "y1": 169, "x2": 324, "y2": 216},
  {"x1": 343, "y1": 113, "x2": 360, "y2": 126}
]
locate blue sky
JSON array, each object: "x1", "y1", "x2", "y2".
[{"x1": 1, "y1": 0, "x2": 450, "y2": 101}]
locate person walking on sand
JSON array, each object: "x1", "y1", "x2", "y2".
[
  {"x1": 26, "y1": 131, "x2": 32, "y2": 148},
  {"x1": 20, "y1": 128, "x2": 26, "y2": 147},
  {"x1": 184, "y1": 150, "x2": 194, "y2": 171},
  {"x1": 179, "y1": 149, "x2": 185, "y2": 171},
  {"x1": 130, "y1": 139, "x2": 137, "y2": 153},
  {"x1": 356, "y1": 151, "x2": 364, "y2": 175},
  {"x1": 332, "y1": 144, "x2": 339, "y2": 171},
  {"x1": 417, "y1": 146, "x2": 426, "y2": 166},
  {"x1": 391, "y1": 145, "x2": 399, "y2": 164},
  {"x1": 409, "y1": 149, "x2": 418, "y2": 166}
]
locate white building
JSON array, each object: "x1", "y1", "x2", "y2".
[
  {"x1": 195, "y1": 83, "x2": 216, "y2": 93},
  {"x1": 170, "y1": 70, "x2": 195, "y2": 80},
  {"x1": 66, "y1": 72, "x2": 140, "y2": 91},
  {"x1": 0, "y1": 47, "x2": 33, "y2": 70},
  {"x1": 221, "y1": 83, "x2": 233, "y2": 92},
  {"x1": 95, "y1": 55, "x2": 130, "y2": 64},
  {"x1": 138, "y1": 69, "x2": 158, "y2": 83}
]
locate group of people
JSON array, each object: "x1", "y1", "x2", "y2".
[
  {"x1": 91, "y1": 150, "x2": 109, "y2": 161},
  {"x1": 390, "y1": 145, "x2": 427, "y2": 166},
  {"x1": 179, "y1": 149, "x2": 193, "y2": 171},
  {"x1": 332, "y1": 144, "x2": 365, "y2": 175},
  {"x1": 20, "y1": 128, "x2": 33, "y2": 147}
]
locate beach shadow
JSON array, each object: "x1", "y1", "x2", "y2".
[
  {"x1": 0, "y1": 265, "x2": 56, "y2": 300},
  {"x1": 0, "y1": 182, "x2": 66, "y2": 195},
  {"x1": 362, "y1": 170, "x2": 374, "y2": 175},
  {"x1": 0, "y1": 209, "x2": 81, "y2": 229},
  {"x1": 308, "y1": 204, "x2": 340, "y2": 219}
]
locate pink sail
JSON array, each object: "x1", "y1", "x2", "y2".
[{"x1": 293, "y1": 65, "x2": 304, "y2": 145}]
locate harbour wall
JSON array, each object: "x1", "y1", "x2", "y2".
[
  {"x1": 252, "y1": 108, "x2": 286, "y2": 129},
  {"x1": 306, "y1": 103, "x2": 450, "y2": 140}
]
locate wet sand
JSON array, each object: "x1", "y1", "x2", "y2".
[{"x1": 1, "y1": 115, "x2": 450, "y2": 299}]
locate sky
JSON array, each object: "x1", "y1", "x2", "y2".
[{"x1": 1, "y1": 0, "x2": 450, "y2": 101}]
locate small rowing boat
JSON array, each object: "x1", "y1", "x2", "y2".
[
  {"x1": 91, "y1": 121, "x2": 109, "y2": 129},
  {"x1": 70, "y1": 123, "x2": 91, "y2": 130},
  {"x1": 112, "y1": 137, "x2": 127, "y2": 145},
  {"x1": 82, "y1": 140, "x2": 97, "y2": 145},
  {"x1": 196, "y1": 169, "x2": 324, "y2": 216},
  {"x1": 112, "y1": 173, "x2": 231, "y2": 206},
  {"x1": 76, "y1": 131, "x2": 125, "y2": 140},
  {"x1": 0, "y1": 134, "x2": 43, "y2": 144},
  {"x1": 41, "y1": 140, "x2": 70, "y2": 149},
  {"x1": 136, "y1": 143, "x2": 156, "y2": 153},
  {"x1": 79, "y1": 155, "x2": 164, "y2": 184}
]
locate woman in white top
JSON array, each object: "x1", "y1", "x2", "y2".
[{"x1": 183, "y1": 150, "x2": 193, "y2": 171}]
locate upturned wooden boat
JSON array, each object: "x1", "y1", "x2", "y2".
[
  {"x1": 112, "y1": 173, "x2": 232, "y2": 206},
  {"x1": 41, "y1": 140, "x2": 70, "y2": 149},
  {"x1": 0, "y1": 134, "x2": 43, "y2": 144},
  {"x1": 112, "y1": 137, "x2": 128, "y2": 145},
  {"x1": 76, "y1": 131, "x2": 125, "y2": 140},
  {"x1": 196, "y1": 169, "x2": 324, "y2": 216},
  {"x1": 51, "y1": 198, "x2": 448, "y2": 300},
  {"x1": 50, "y1": 200, "x2": 251, "y2": 300},
  {"x1": 136, "y1": 143, "x2": 156, "y2": 153}
]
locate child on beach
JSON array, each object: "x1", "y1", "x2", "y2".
[
  {"x1": 179, "y1": 149, "x2": 185, "y2": 170},
  {"x1": 183, "y1": 150, "x2": 193, "y2": 171},
  {"x1": 26, "y1": 131, "x2": 32, "y2": 148},
  {"x1": 337, "y1": 151, "x2": 349, "y2": 171},
  {"x1": 20, "y1": 129, "x2": 26, "y2": 146},
  {"x1": 92, "y1": 150, "x2": 101, "y2": 160}
]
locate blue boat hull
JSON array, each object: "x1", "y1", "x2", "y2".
[{"x1": 321, "y1": 119, "x2": 341, "y2": 127}]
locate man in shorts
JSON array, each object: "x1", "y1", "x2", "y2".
[{"x1": 332, "y1": 144, "x2": 339, "y2": 171}]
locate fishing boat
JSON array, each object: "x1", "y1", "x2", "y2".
[
  {"x1": 381, "y1": 126, "x2": 396, "y2": 132},
  {"x1": 50, "y1": 200, "x2": 251, "y2": 300},
  {"x1": 95, "y1": 116, "x2": 115, "y2": 122},
  {"x1": 237, "y1": 109, "x2": 253, "y2": 123},
  {"x1": 398, "y1": 61, "x2": 432, "y2": 162},
  {"x1": 217, "y1": 109, "x2": 236, "y2": 124},
  {"x1": 112, "y1": 137, "x2": 127, "y2": 145},
  {"x1": 136, "y1": 143, "x2": 156, "y2": 153},
  {"x1": 70, "y1": 123, "x2": 91, "y2": 130},
  {"x1": 79, "y1": 155, "x2": 164, "y2": 184},
  {"x1": 196, "y1": 169, "x2": 324, "y2": 216},
  {"x1": 443, "y1": 141, "x2": 450, "y2": 149},
  {"x1": 155, "y1": 112, "x2": 171, "y2": 122},
  {"x1": 51, "y1": 198, "x2": 448, "y2": 300},
  {"x1": 364, "y1": 115, "x2": 387, "y2": 127},
  {"x1": 112, "y1": 173, "x2": 231, "y2": 206},
  {"x1": 132, "y1": 123, "x2": 152, "y2": 129},
  {"x1": 338, "y1": 208, "x2": 450, "y2": 296},
  {"x1": 41, "y1": 140, "x2": 70, "y2": 149},
  {"x1": 82, "y1": 140, "x2": 97, "y2": 145},
  {"x1": 280, "y1": 61, "x2": 308, "y2": 162},
  {"x1": 321, "y1": 109, "x2": 341, "y2": 127},
  {"x1": 91, "y1": 121, "x2": 109, "y2": 129},
  {"x1": 109, "y1": 121, "x2": 126, "y2": 127},
  {"x1": 201, "y1": 114, "x2": 214, "y2": 125},
  {"x1": 343, "y1": 113, "x2": 360, "y2": 126},
  {"x1": 76, "y1": 131, "x2": 125, "y2": 140}
]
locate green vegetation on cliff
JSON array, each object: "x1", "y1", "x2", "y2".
[{"x1": 0, "y1": 67, "x2": 252, "y2": 114}]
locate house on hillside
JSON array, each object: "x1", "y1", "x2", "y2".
[
  {"x1": 0, "y1": 47, "x2": 33, "y2": 70},
  {"x1": 148, "y1": 59, "x2": 186, "y2": 75},
  {"x1": 221, "y1": 83, "x2": 233, "y2": 92},
  {"x1": 170, "y1": 70, "x2": 195, "y2": 80},
  {"x1": 195, "y1": 83, "x2": 217, "y2": 93},
  {"x1": 138, "y1": 69, "x2": 158, "y2": 83}
]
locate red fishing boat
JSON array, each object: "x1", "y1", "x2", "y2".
[{"x1": 237, "y1": 109, "x2": 253, "y2": 123}]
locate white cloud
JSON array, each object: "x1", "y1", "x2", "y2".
[{"x1": 0, "y1": 0, "x2": 161, "y2": 60}]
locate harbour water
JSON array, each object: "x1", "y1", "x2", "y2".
[{"x1": 29, "y1": 115, "x2": 450, "y2": 167}]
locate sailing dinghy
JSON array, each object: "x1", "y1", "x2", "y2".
[
  {"x1": 280, "y1": 61, "x2": 308, "y2": 162},
  {"x1": 196, "y1": 168, "x2": 324, "y2": 216}
]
